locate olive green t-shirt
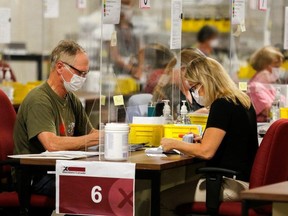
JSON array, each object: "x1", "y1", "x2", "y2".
[{"x1": 13, "y1": 81, "x2": 93, "y2": 154}]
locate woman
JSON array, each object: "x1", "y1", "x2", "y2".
[
  {"x1": 142, "y1": 43, "x2": 175, "y2": 93},
  {"x1": 160, "y1": 54, "x2": 258, "y2": 216},
  {"x1": 152, "y1": 48, "x2": 205, "y2": 114},
  {"x1": 248, "y1": 46, "x2": 284, "y2": 122}
]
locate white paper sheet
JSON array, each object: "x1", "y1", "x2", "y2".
[
  {"x1": 284, "y1": 7, "x2": 288, "y2": 50},
  {"x1": 231, "y1": 0, "x2": 246, "y2": 25},
  {"x1": 170, "y1": 0, "x2": 182, "y2": 50},
  {"x1": 44, "y1": 0, "x2": 59, "y2": 18},
  {"x1": 9, "y1": 151, "x2": 100, "y2": 160},
  {"x1": 139, "y1": 0, "x2": 151, "y2": 9},
  {"x1": 258, "y1": 0, "x2": 267, "y2": 11},
  {"x1": 103, "y1": 0, "x2": 121, "y2": 24},
  {"x1": 147, "y1": 154, "x2": 167, "y2": 157},
  {"x1": 0, "y1": 8, "x2": 11, "y2": 43}
]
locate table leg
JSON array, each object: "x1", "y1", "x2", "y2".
[
  {"x1": 242, "y1": 200, "x2": 272, "y2": 216},
  {"x1": 136, "y1": 170, "x2": 162, "y2": 216},
  {"x1": 242, "y1": 200, "x2": 249, "y2": 216},
  {"x1": 150, "y1": 171, "x2": 161, "y2": 216},
  {"x1": 15, "y1": 166, "x2": 32, "y2": 216}
]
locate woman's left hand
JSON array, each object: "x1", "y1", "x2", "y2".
[{"x1": 161, "y1": 138, "x2": 176, "y2": 152}]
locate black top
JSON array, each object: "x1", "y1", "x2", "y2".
[{"x1": 206, "y1": 98, "x2": 258, "y2": 182}]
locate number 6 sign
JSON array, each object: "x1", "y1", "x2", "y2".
[{"x1": 56, "y1": 160, "x2": 135, "y2": 216}]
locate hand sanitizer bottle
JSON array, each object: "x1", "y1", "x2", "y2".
[
  {"x1": 162, "y1": 100, "x2": 173, "y2": 124},
  {"x1": 270, "y1": 87, "x2": 281, "y2": 122},
  {"x1": 2, "y1": 68, "x2": 14, "y2": 101},
  {"x1": 0, "y1": 67, "x2": 3, "y2": 84},
  {"x1": 3, "y1": 68, "x2": 12, "y2": 84},
  {"x1": 177, "y1": 100, "x2": 189, "y2": 124}
]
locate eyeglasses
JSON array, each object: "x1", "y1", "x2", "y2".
[
  {"x1": 190, "y1": 84, "x2": 201, "y2": 93},
  {"x1": 61, "y1": 61, "x2": 89, "y2": 77}
]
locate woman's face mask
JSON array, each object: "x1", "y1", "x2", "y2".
[
  {"x1": 191, "y1": 85, "x2": 205, "y2": 106},
  {"x1": 62, "y1": 65, "x2": 86, "y2": 92},
  {"x1": 272, "y1": 67, "x2": 285, "y2": 76}
]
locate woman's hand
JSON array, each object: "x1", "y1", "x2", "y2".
[{"x1": 161, "y1": 138, "x2": 177, "y2": 152}]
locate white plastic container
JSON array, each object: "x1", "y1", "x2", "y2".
[{"x1": 104, "y1": 123, "x2": 129, "y2": 161}]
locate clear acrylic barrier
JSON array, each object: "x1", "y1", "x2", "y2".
[{"x1": 1, "y1": 0, "x2": 288, "y2": 157}]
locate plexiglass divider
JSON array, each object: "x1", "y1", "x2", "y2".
[{"x1": 1, "y1": 0, "x2": 288, "y2": 159}]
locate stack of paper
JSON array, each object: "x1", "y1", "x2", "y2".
[{"x1": 9, "y1": 151, "x2": 100, "y2": 160}]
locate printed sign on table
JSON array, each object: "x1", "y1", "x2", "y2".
[{"x1": 56, "y1": 160, "x2": 135, "y2": 216}]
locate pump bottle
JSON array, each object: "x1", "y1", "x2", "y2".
[
  {"x1": 270, "y1": 87, "x2": 281, "y2": 122},
  {"x1": 2, "y1": 68, "x2": 14, "y2": 101},
  {"x1": 3, "y1": 68, "x2": 12, "y2": 84},
  {"x1": 162, "y1": 100, "x2": 173, "y2": 124},
  {"x1": 0, "y1": 67, "x2": 3, "y2": 84},
  {"x1": 177, "y1": 100, "x2": 190, "y2": 124}
]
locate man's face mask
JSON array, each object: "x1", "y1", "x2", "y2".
[{"x1": 62, "y1": 65, "x2": 86, "y2": 92}]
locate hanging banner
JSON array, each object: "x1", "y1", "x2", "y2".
[
  {"x1": 284, "y1": 7, "x2": 288, "y2": 50},
  {"x1": 258, "y1": 0, "x2": 268, "y2": 11},
  {"x1": 170, "y1": 0, "x2": 182, "y2": 50},
  {"x1": 56, "y1": 160, "x2": 135, "y2": 215},
  {"x1": 44, "y1": 0, "x2": 59, "y2": 18},
  {"x1": 139, "y1": 0, "x2": 151, "y2": 9},
  {"x1": 231, "y1": 0, "x2": 245, "y2": 25},
  {"x1": 0, "y1": 8, "x2": 11, "y2": 43},
  {"x1": 103, "y1": 0, "x2": 121, "y2": 24}
]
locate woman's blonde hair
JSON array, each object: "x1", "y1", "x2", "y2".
[
  {"x1": 185, "y1": 56, "x2": 251, "y2": 109},
  {"x1": 249, "y1": 46, "x2": 284, "y2": 71}
]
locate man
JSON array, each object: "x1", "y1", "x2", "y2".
[
  {"x1": 196, "y1": 25, "x2": 219, "y2": 56},
  {"x1": 13, "y1": 40, "x2": 99, "y2": 196}
]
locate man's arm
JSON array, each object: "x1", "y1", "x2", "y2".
[{"x1": 37, "y1": 131, "x2": 99, "y2": 151}]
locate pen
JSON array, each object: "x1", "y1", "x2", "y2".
[{"x1": 173, "y1": 149, "x2": 181, "y2": 155}]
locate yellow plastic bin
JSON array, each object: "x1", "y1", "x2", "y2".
[
  {"x1": 188, "y1": 113, "x2": 208, "y2": 130},
  {"x1": 163, "y1": 124, "x2": 202, "y2": 140},
  {"x1": 128, "y1": 124, "x2": 164, "y2": 147},
  {"x1": 115, "y1": 77, "x2": 139, "y2": 95},
  {"x1": 280, "y1": 108, "x2": 288, "y2": 119}
]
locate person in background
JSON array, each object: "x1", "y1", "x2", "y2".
[
  {"x1": 13, "y1": 40, "x2": 100, "y2": 198},
  {"x1": 110, "y1": 12, "x2": 140, "y2": 79},
  {"x1": 152, "y1": 48, "x2": 205, "y2": 114},
  {"x1": 248, "y1": 46, "x2": 284, "y2": 122},
  {"x1": 196, "y1": 25, "x2": 219, "y2": 56},
  {"x1": 160, "y1": 52, "x2": 258, "y2": 216},
  {"x1": 142, "y1": 43, "x2": 175, "y2": 93}
]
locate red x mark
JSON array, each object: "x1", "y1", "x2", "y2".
[{"x1": 118, "y1": 188, "x2": 133, "y2": 208}]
